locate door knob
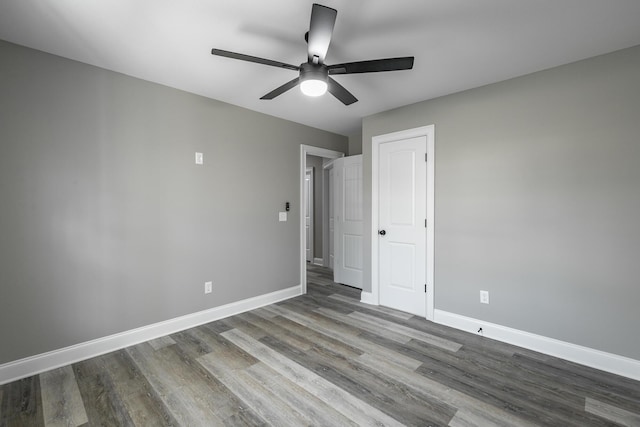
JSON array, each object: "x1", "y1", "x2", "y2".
[{"x1": 379, "y1": 230, "x2": 386, "y2": 236}]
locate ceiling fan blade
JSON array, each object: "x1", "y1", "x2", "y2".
[
  {"x1": 307, "y1": 4, "x2": 337, "y2": 64},
  {"x1": 327, "y1": 77, "x2": 357, "y2": 105},
  {"x1": 328, "y1": 57, "x2": 414, "y2": 74},
  {"x1": 260, "y1": 77, "x2": 300, "y2": 100},
  {"x1": 211, "y1": 49, "x2": 299, "y2": 71}
]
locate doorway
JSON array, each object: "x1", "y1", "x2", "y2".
[
  {"x1": 300, "y1": 145, "x2": 344, "y2": 294},
  {"x1": 371, "y1": 125, "x2": 435, "y2": 320},
  {"x1": 322, "y1": 162, "x2": 335, "y2": 270},
  {"x1": 304, "y1": 167, "x2": 314, "y2": 262}
]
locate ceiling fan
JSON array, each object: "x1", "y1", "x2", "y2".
[{"x1": 211, "y1": 3, "x2": 414, "y2": 105}]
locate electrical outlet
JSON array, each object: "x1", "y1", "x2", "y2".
[
  {"x1": 204, "y1": 281, "x2": 212, "y2": 294},
  {"x1": 480, "y1": 290, "x2": 489, "y2": 304}
]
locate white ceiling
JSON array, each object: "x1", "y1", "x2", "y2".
[{"x1": 2, "y1": 1, "x2": 640, "y2": 136}]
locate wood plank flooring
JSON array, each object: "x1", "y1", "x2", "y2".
[{"x1": 2, "y1": 263, "x2": 639, "y2": 426}]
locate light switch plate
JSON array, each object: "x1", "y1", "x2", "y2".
[
  {"x1": 195, "y1": 152, "x2": 203, "y2": 165},
  {"x1": 279, "y1": 212, "x2": 287, "y2": 222}
]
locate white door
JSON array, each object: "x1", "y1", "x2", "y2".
[
  {"x1": 334, "y1": 155, "x2": 363, "y2": 289},
  {"x1": 378, "y1": 137, "x2": 427, "y2": 315},
  {"x1": 328, "y1": 166, "x2": 335, "y2": 269},
  {"x1": 305, "y1": 168, "x2": 314, "y2": 262}
]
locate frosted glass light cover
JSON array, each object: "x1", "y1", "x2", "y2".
[{"x1": 300, "y1": 79, "x2": 328, "y2": 97}]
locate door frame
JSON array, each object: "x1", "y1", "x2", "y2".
[
  {"x1": 371, "y1": 125, "x2": 435, "y2": 320},
  {"x1": 300, "y1": 145, "x2": 344, "y2": 294}
]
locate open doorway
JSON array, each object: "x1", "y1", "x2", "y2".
[
  {"x1": 304, "y1": 167, "x2": 314, "y2": 263},
  {"x1": 322, "y1": 163, "x2": 335, "y2": 270},
  {"x1": 299, "y1": 145, "x2": 344, "y2": 294}
]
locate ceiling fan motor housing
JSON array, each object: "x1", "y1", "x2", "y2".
[{"x1": 300, "y1": 62, "x2": 328, "y2": 83}]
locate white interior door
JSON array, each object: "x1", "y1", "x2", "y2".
[
  {"x1": 328, "y1": 166, "x2": 335, "y2": 269},
  {"x1": 322, "y1": 164, "x2": 334, "y2": 269},
  {"x1": 334, "y1": 155, "x2": 363, "y2": 289},
  {"x1": 305, "y1": 168, "x2": 313, "y2": 262},
  {"x1": 379, "y1": 137, "x2": 426, "y2": 315}
]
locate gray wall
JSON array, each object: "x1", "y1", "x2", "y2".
[
  {"x1": 363, "y1": 45, "x2": 640, "y2": 360},
  {"x1": 0, "y1": 40, "x2": 347, "y2": 365},
  {"x1": 348, "y1": 131, "x2": 363, "y2": 155},
  {"x1": 306, "y1": 155, "x2": 325, "y2": 259}
]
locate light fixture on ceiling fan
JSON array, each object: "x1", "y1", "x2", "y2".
[
  {"x1": 211, "y1": 3, "x2": 415, "y2": 105},
  {"x1": 299, "y1": 62, "x2": 328, "y2": 97}
]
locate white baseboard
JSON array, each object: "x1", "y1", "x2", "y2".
[
  {"x1": 360, "y1": 291, "x2": 375, "y2": 305},
  {"x1": 0, "y1": 285, "x2": 302, "y2": 385},
  {"x1": 313, "y1": 258, "x2": 323, "y2": 266},
  {"x1": 434, "y1": 309, "x2": 640, "y2": 381}
]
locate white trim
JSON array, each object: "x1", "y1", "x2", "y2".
[
  {"x1": 360, "y1": 291, "x2": 375, "y2": 305},
  {"x1": 313, "y1": 258, "x2": 324, "y2": 266},
  {"x1": 434, "y1": 309, "x2": 640, "y2": 381},
  {"x1": 371, "y1": 125, "x2": 435, "y2": 320},
  {"x1": 322, "y1": 159, "x2": 336, "y2": 170},
  {"x1": 0, "y1": 285, "x2": 302, "y2": 385},
  {"x1": 300, "y1": 145, "x2": 344, "y2": 294},
  {"x1": 425, "y1": 127, "x2": 435, "y2": 321}
]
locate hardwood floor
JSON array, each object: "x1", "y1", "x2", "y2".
[{"x1": 2, "y1": 264, "x2": 639, "y2": 426}]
